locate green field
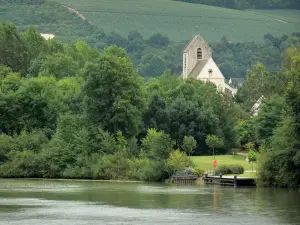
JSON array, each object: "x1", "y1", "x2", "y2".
[
  {"x1": 55, "y1": 0, "x2": 300, "y2": 42},
  {"x1": 191, "y1": 155, "x2": 256, "y2": 171}
]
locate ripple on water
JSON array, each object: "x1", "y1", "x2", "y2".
[
  {"x1": 0, "y1": 197, "x2": 285, "y2": 225},
  {"x1": 136, "y1": 185, "x2": 213, "y2": 195},
  {"x1": 0, "y1": 182, "x2": 83, "y2": 193}
]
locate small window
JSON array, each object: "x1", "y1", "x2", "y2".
[
  {"x1": 197, "y1": 48, "x2": 203, "y2": 59},
  {"x1": 208, "y1": 69, "x2": 213, "y2": 74}
]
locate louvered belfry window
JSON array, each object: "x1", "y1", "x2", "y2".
[{"x1": 197, "y1": 48, "x2": 202, "y2": 59}]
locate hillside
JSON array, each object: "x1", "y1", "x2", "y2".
[
  {"x1": 0, "y1": 0, "x2": 100, "y2": 43},
  {"x1": 55, "y1": 0, "x2": 300, "y2": 42},
  {"x1": 1, "y1": 1, "x2": 299, "y2": 79},
  {"x1": 174, "y1": 0, "x2": 300, "y2": 10}
]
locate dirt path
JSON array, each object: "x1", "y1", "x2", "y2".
[{"x1": 64, "y1": 5, "x2": 86, "y2": 21}]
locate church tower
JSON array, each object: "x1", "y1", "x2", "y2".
[
  {"x1": 181, "y1": 35, "x2": 238, "y2": 96},
  {"x1": 182, "y1": 35, "x2": 212, "y2": 79}
]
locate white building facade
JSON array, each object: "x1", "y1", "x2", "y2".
[{"x1": 182, "y1": 35, "x2": 237, "y2": 96}]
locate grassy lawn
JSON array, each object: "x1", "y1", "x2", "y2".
[
  {"x1": 56, "y1": 0, "x2": 300, "y2": 42},
  {"x1": 191, "y1": 155, "x2": 256, "y2": 171}
]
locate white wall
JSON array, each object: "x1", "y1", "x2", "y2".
[{"x1": 196, "y1": 58, "x2": 225, "y2": 92}]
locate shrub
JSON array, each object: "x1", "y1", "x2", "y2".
[
  {"x1": 165, "y1": 149, "x2": 193, "y2": 177},
  {"x1": 0, "y1": 150, "x2": 43, "y2": 178},
  {"x1": 93, "y1": 151, "x2": 130, "y2": 180},
  {"x1": 127, "y1": 157, "x2": 148, "y2": 180},
  {"x1": 215, "y1": 164, "x2": 244, "y2": 175},
  {"x1": 128, "y1": 157, "x2": 167, "y2": 181},
  {"x1": 192, "y1": 166, "x2": 205, "y2": 177},
  {"x1": 230, "y1": 165, "x2": 245, "y2": 174},
  {"x1": 215, "y1": 165, "x2": 231, "y2": 175}
]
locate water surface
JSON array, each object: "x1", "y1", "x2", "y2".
[{"x1": 0, "y1": 179, "x2": 299, "y2": 225}]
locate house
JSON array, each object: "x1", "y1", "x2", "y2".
[
  {"x1": 40, "y1": 33, "x2": 55, "y2": 40},
  {"x1": 181, "y1": 35, "x2": 238, "y2": 96},
  {"x1": 228, "y1": 78, "x2": 245, "y2": 89},
  {"x1": 251, "y1": 95, "x2": 265, "y2": 117}
]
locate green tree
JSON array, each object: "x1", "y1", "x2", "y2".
[
  {"x1": 165, "y1": 149, "x2": 193, "y2": 177},
  {"x1": 39, "y1": 52, "x2": 79, "y2": 79},
  {"x1": 254, "y1": 96, "x2": 288, "y2": 143},
  {"x1": 235, "y1": 119, "x2": 256, "y2": 146},
  {"x1": 147, "y1": 33, "x2": 169, "y2": 48},
  {"x1": 257, "y1": 47, "x2": 300, "y2": 188},
  {"x1": 20, "y1": 25, "x2": 46, "y2": 62},
  {"x1": 143, "y1": 94, "x2": 170, "y2": 134},
  {"x1": 0, "y1": 22, "x2": 29, "y2": 74},
  {"x1": 248, "y1": 150, "x2": 257, "y2": 172},
  {"x1": 236, "y1": 62, "x2": 270, "y2": 111},
  {"x1": 182, "y1": 136, "x2": 197, "y2": 156},
  {"x1": 205, "y1": 135, "x2": 224, "y2": 158},
  {"x1": 141, "y1": 128, "x2": 173, "y2": 160},
  {"x1": 83, "y1": 46, "x2": 145, "y2": 137}
]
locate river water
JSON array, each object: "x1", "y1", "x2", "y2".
[{"x1": 0, "y1": 179, "x2": 299, "y2": 225}]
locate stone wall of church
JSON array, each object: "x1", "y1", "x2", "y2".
[{"x1": 184, "y1": 36, "x2": 212, "y2": 77}]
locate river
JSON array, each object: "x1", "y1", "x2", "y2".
[{"x1": 0, "y1": 179, "x2": 299, "y2": 225}]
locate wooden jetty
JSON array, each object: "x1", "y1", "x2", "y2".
[
  {"x1": 172, "y1": 175, "x2": 198, "y2": 185},
  {"x1": 202, "y1": 174, "x2": 256, "y2": 187}
]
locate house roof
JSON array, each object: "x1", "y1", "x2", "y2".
[{"x1": 189, "y1": 59, "x2": 209, "y2": 78}]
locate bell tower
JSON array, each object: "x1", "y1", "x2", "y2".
[{"x1": 182, "y1": 35, "x2": 212, "y2": 78}]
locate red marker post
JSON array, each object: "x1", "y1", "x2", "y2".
[
  {"x1": 213, "y1": 159, "x2": 217, "y2": 168},
  {"x1": 213, "y1": 159, "x2": 217, "y2": 176}
]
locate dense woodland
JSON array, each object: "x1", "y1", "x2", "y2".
[
  {"x1": 175, "y1": 0, "x2": 300, "y2": 10},
  {"x1": 1, "y1": 1, "x2": 300, "y2": 79},
  {"x1": 0, "y1": 21, "x2": 299, "y2": 187}
]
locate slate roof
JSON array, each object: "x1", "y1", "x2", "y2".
[
  {"x1": 183, "y1": 35, "x2": 206, "y2": 53},
  {"x1": 189, "y1": 59, "x2": 209, "y2": 78}
]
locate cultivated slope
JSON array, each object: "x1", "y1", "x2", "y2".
[{"x1": 55, "y1": 0, "x2": 300, "y2": 42}]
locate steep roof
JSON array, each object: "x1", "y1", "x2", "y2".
[
  {"x1": 183, "y1": 35, "x2": 207, "y2": 53},
  {"x1": 189, "y1": 59, "x2": 209, "y2": 78}
]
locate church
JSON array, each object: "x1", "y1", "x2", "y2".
[{"x1": 182, "y1": 35, "x2": 238, "y2": 96}]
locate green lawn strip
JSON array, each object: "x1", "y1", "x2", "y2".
[{"x1": 191, "y1": 155, "x2": 256, "y2": 171}]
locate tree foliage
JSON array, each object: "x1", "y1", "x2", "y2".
[
  {"x1": 0, "y1": 22, "x2": 299, "y2": 186},
  {"x1": 243, "y1": 46, "x2": 300, "y2": 188},
  {"x1": 205, "y1": 135, "x2": 224, "y2": 156},
  {"x1": 166, "y1": 149, "x2": 194, "y2": 176},
  {"x1": 182, "y1": 136, "x2": 197, "y2": 156},
  {"x1": 83, "y1": 46, "x2": 145, "y2": 137}
]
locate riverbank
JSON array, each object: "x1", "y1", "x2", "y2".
[{"x1": 0, "y1": 177, "x2": 143, "y2": 183}]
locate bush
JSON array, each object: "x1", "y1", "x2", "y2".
[
  {"x1": 0, "y1": 150, "x2": 43, "y2": 178},
  {"x1": 93, "y1": 151, "x2": 130, "y2": 180},
  {"x1": 215, "y1": 165, "x2": 231, "y2": 175},
  {"x1": 192, "y1": 166, "x2": 205, "y2": 177},
  {"x1": 215, "y1": 164, "x2": 244, "y2": 175},
  {"x1": 165, "y1": 149, "x2": 194, "y2": 177},
  {"x1": 230, "y1": 165, "x2": 244, "y2": 174}
]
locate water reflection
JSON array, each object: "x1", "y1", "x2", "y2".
[{"x1": 0, "y1": 179, "x2": 299, "y2": 225}]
